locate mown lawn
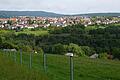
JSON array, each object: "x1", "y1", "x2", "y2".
[{"x1": 0, "y1": 51, "x2": 120, "y2": 80}]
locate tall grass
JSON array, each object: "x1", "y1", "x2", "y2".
[{"x1": 0, "y1": 54, "x2": 48, "y2": 80}]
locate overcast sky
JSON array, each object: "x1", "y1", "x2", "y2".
[{"x1": 0, "y1": 0, "x2": 120, "y2": 14}]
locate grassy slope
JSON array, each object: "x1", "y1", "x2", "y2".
[
  {"x1": 114, "y1": 23, "x2": 120, "y2": 26},
  {"x1": 0, "y1": 29, "x2": 49, "y2": 36},
  {"x1": 1, "y1": 51, "x2": 120, "y2": 80},
  {"x1": 0, "y1": 54, "x2": 48, "y2": 80},
  {"x1": 85, "y1": 25, "x2": 106, "y2": 31},
  {"x1": 85, "y1": 26, "x2": 97, "y2": 31},
  {"x1": 15, "y1": 30, "x2": 49, "y2": 36}
]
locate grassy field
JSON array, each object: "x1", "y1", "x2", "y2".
[
  {"x1": 85, "y1": 26, "x2": 98, "y2": 31},
  {"x1": 0, "y1": 51, "x2": 120, "y2": 80},
  {"x1": 0, "y1": 53, "x2": 48, "y2": 80},
  {"x1": 0, "y1": 29, "x2": 49, "y2": 36},
  {"x1": 85, "y1": 25, "x2": 106, "y2": 31},
  {"x1": 15, "y1": 30, "x2": 49, "y2": 36},
  {"x1": 114, "y1": 23, "x2": 120, "y2": 26}
]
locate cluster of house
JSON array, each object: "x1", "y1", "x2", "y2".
[{"x1": 0, "y1": 16, "x2": 120, "y2": 29}]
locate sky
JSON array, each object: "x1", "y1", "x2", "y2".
[{"x1": 0, "y1": 0, "x2": 120, "y2": 14}]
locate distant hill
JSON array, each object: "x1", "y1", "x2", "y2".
[
  {"x1": 72, "y1": 13, "x2": 120, "y2": 17},
  {"x1": 0, "y1": 11, "x2": 120, "y2": 18},
  {"x1": 0, "y1": 11, "x2": 63, "y2": 18}
]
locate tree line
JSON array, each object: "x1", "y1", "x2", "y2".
[{"x1": 0, "y1": 24, "x2": 120, "y2": 59}]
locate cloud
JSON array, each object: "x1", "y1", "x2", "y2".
[{"x1": 0, "y1": 0, "x2": 120, "y2": 14}]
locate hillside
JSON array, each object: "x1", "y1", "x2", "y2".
[
  {"x1": 0, "y1": 11, "x2": 120, "y2": 18},
  {"x1": 73, "y1": 13, "x2": 120, "y2": 17},
  {"x1": 0, "y1": 11, "x2": 63, "y2": 18}
]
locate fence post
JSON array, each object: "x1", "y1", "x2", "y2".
[
  {"x1": 29, "y1": 51, "x2": 32, "y2": 69},
  {"x1": 20, "y1": 49, "x2": 22, "y2": 65},
  {"x1": 4, "y1": 50, "x2": 7, "y2": 56},
  {"x1": 43, "y1": 53, "x2": 47, "y2": 72},
  {"x1": 8, "y1": 51, "x2": 11, "y2": 57},
  {"x1": 66, "y1": 53, "x2": 74, "y2": 80},
  {"x1": 7, "y1": 51, "x2": 9, "y2": 56},
  {"x1": 70, "y1": 56, "x2": 74, "y2": 80},
  {"x1": 14, "y1": 52, "x2": 17, "y2": 63}
]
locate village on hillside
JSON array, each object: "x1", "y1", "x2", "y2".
[{"x1": 0, "y1": 16, "x2": 120, "y2": 30}]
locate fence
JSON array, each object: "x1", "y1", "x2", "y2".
[
  {"x1": 0, "y1": 50, "x2": 74, "y2": 80},
  {"x1": 0, "y1": 49, "x2": 119, "y2": 80}
]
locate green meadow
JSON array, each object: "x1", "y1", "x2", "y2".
[
  {"x1": 15, "y1": 30, "x2": 49, "y2": 36},
  {"x1": 0, "y1": 51, "x2": 120, "y2": 80}
]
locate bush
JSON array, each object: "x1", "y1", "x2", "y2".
[
  {"x1": 99, "y1": 53, "x2": 108, "y2": 59},
  {"x1": 18, "y1": 45, "x2": 32, "y2": 52},
  {"x1": 0, "y1": 37, "x2": 2, "y2": 43},
  {"x1": 52, "y1": 43, "x2": 66, "y2": 55},
  {"x1": 112, "y1": 48, "x2": 120, "y2": 60},
  {"x1": 35, "y1": 47, "x2": 44, "y2": 54},
  {"x1": 81, "y1": 46, "x2": 95, "y2": 56},
  {"x1": 67, "y1": 43, "x2": 85, "y2": 56},
  {"x1": 0, "y1": 42, "x2": 17, "y2": 49}
]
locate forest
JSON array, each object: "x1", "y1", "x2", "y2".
[{"x1": 0, "y1": 24, "x2": 120, "y2": 59}]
